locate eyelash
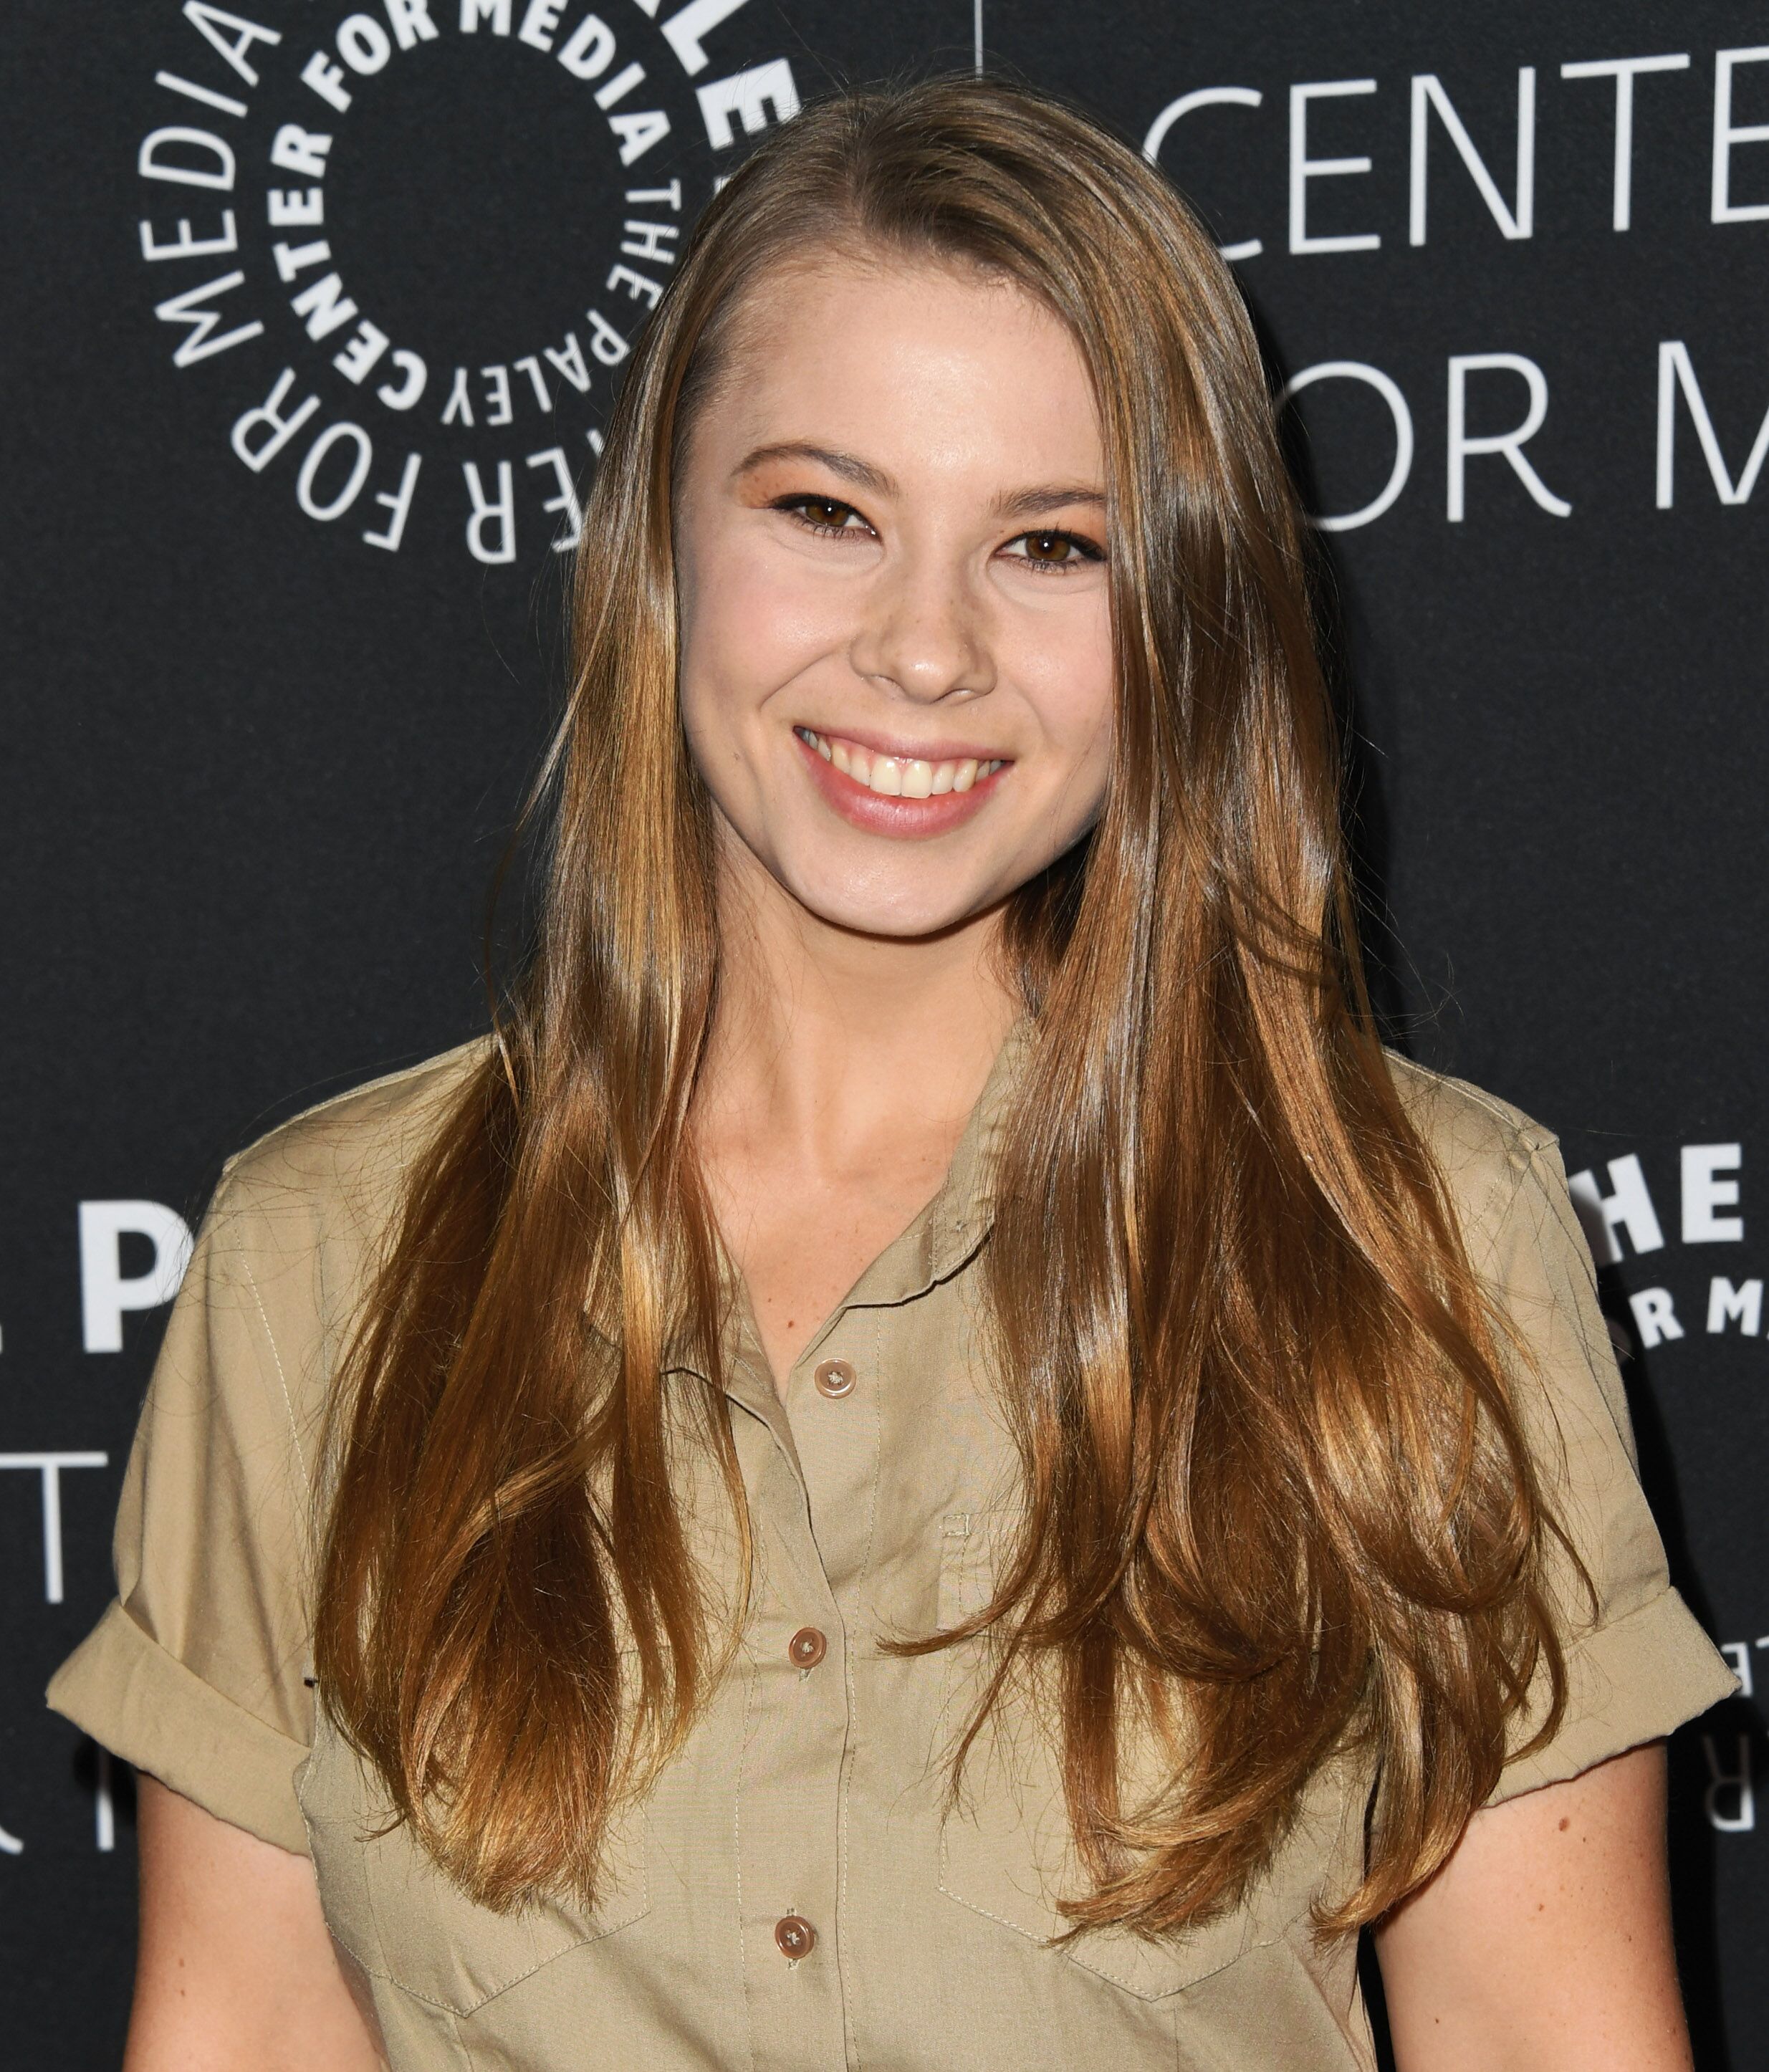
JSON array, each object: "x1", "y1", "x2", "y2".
[{"x1": 770, "y1": 494, "x2": 1106, "y2": 574}]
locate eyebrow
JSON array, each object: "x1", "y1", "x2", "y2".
[
  {"x1": 734, "y1": 441, "x2": 1106, "y2": 521},
  {"x1": 992, "y1": 481, "x2": 1107, "y2": 522},
  {"x1": 734, "y1": 441, "x2": 894, "y2": 495}
]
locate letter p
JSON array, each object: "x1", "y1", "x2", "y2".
[{"x1": 79, "y1": 1202, "x2": 193, "y2": 1352}]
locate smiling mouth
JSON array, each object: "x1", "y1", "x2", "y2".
[{"x1": 792, "y1": 727, "x2": 1007, "y2": 799}]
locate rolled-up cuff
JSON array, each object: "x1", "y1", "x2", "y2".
[
  {"x1": 1489, "y1": 1584, "x2": 1740, "y2": 1803},
  {"x1": 46, "y1": 1598, "x2": 312, "y2": 1856}
]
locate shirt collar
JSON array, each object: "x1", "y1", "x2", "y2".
[{"x1": 658, "y1": 1013, "x2": 1035, "y2": 1386}]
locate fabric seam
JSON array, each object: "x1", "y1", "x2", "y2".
[
  {"x1": 236, "y1": 1245, "x2": 314, "y2": 1521},
  {"x1": 735, "y1": 1639, "x2": 759, "y2": 2072}
]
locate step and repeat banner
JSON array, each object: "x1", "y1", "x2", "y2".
[{"x1": 4, "y1": 1, "x2": 1765, "y2": 2059}]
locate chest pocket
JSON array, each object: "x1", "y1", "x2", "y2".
[
  {"x1": 934, "y1": 1511, "x2": 1362, "y2": 2002},
  {"x1": 297, "y1": 1705, "x2": 650, "y2": 2018}
]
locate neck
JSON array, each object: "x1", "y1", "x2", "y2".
[{"x1": 698, "y1": 836, "x2": 1019, "y2": 1174}]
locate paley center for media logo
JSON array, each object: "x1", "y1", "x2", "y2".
[
  {"x1": 133, "y1": 1, "x2": 800, "y2": 564},
  {"x1": 1569, "y1": 1139, "x2": 1768, "y2": 1836}
]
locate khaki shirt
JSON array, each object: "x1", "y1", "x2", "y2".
[{"x1": 49, "y1": 1032, "x2": 1736, "y2": 2071}]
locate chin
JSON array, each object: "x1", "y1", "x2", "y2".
[{"x1": 785, "y1": 869, "x2": 993, "y2": 942}]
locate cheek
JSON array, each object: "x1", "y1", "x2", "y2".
[
  {"x1": 679, "y1": 528, "x2": 848, "y2": 724},
  {"x1": 1012, "y1": 589, "x2": 1116, "y2": 774}
]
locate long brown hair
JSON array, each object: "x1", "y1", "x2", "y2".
[{"x1": 315, "y1": 75, "x2": 1571, "y2": 1938}]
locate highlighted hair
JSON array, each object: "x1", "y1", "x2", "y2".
[{"x1": 315, "y1": 75, "x2": 1569, "y2": 1938}]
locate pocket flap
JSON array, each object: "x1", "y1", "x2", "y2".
[
  {"x1": 298, "y1": 1713, "x2": 649, "y2": 2017},
  {"x1": 938, "y1": 1735, "x2": 1361, "y2": 2003}
]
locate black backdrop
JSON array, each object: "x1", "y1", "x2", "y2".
[{"x1": 5, "y1": 2, "x2": 1766, "y2": 2062}]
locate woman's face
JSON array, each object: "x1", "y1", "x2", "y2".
[{"x1": 674, "y1": 253, "x2": 1115, "y2": 941}]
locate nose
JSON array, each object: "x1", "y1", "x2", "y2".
[{"x1": 846, "y1": 549, "x2": 997, "y2": 704}]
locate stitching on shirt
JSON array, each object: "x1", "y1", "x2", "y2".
[
  {"x1": 239, "y1": 1247, "x2": 314, "y2": 1520},
  {"x1": 1434, "y1": 1073, "x2": 1539, "y2": 1145},
  {"x1": 345, "y1": 1851, "x2": 653, "y2": 2013},
  {"x1": 734, "y1": 1642, "x2": 759, "y2": 2072},
  {"x1": 1279, "y1": 1908, "x2": 1369, "y2": 2064},
  {"x1": 935, "y1": 1821, "x2": 1280, "y2": 1999},
  {"x1": 1386, "y1": 1060, "x2": 1557, "y2": 1270},
  {"x1": 1464, "y1": 1155, "x2": 1532, "y2": 1283},
  {"x1": 835, "y1": 1310, "x2": 887, "y2": 2071},
  {"x1": 1389, "y1": 1054, "x2": 1551, "y2": 1152}
]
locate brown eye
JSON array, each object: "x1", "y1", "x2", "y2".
[
  {"x1": 797, "y1": 497, "x2": 854, "y2": 529},
  {"x1": 1007, "y1": 529, "x2": 1104, "y2": 570}
]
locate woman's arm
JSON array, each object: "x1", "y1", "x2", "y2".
[
  {"x1": 125, "y1": 1774, "x2": 386, "y2": 2072},
  {"x1": 1373, "y1": 1742, "x2": 1692, "y2": 2072}
]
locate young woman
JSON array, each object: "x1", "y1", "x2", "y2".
[{"x1": 54, "y1": 77, "x2": 1732, "y2": 2072}]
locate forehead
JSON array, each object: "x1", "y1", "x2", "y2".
[{"x1": 692, "y1": 251, "x2": 1102, "y2": 485}]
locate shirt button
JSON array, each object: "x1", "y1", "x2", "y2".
[
  {"x1": 788, "y1": 1626, "x2": 828, "y2": 1669},
  {"x1": 774, "y1": 1914, "x2": 817, "y2": 1960},
  {"x1": 813, "y1": 1358, "x2": 856, "y2": 1399}
]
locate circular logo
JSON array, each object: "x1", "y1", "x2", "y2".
[{"x1": 135, "y1": 1, "x2": 800, "y2": 565}]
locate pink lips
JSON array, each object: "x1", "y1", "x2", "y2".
[{"x1": 792, "y1": 727, "x2": 1009, "y2": 838}]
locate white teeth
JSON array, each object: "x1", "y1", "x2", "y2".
[{"x1": 803, "y1": 730, "x2": 1003, "y2": 799}]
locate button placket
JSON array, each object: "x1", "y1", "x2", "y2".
[
  {"x1": 729, "y1": 1378, "x2": 850, "y2": 2059},
  {"x1": 732, "y1": 1323, "x2": 877, "y2": 2056}
]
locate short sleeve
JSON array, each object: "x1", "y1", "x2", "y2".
[
  {"x1": 46, "y1": 1171, "x2": 320, "y2": 1855},
  {"x1": 1470, "y1": 1130, "x2": 1738, "y2": 1802}
]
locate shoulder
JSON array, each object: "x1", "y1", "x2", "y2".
[
  {"x1": 1384, "y1": 1050, "x2": 1558, "y2": 1252},
  {"x1": 218, "y1": 1039, "x2": 488, "y2": 1212},
  {"x1": 201, "y1": 1039, "x2": 491, "y2": 1319}
]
